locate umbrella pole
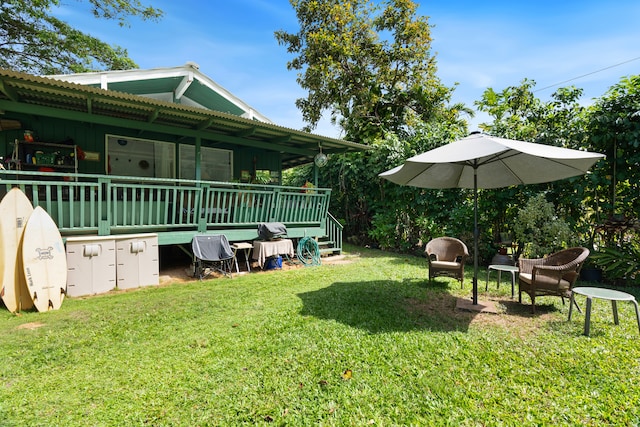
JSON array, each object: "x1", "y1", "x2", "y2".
[{"x1": 473, "y1": 166, "x2": 479, "y2": 305}]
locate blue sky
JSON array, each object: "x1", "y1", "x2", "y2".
[{"x1": 54, "y1": 0, "x2": 640, "y2": 138}]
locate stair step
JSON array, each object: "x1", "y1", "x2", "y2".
[{"x1": 319, "y1": 247, "x2": 341, "y2": 256}]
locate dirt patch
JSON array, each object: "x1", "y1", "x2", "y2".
[
  {"x1": 17, "y1": 322, "x2": 45, "y2": 330},
  {"x1": 405, "y1": 295, "x2": 560, "y2": 337},
  {"x1": 157, "y1": 260, "x2": 301, "y2": 285},
  {"x1": 158, "y1": 255, "x2": 352, "y2": 285}
]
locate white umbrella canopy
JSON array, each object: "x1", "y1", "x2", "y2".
[
  {"x1": 379, "y1": 132, "x2": 605, "y2": 306},
  {"x1": 381, "y1": 133, "x2": 605, "y2": 189}
]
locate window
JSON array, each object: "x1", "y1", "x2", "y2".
[
  {"x1": 106, "y1": 135, "x2": 175, "y2": 178},
  {"x1": 179, "y1": 145, "x2": 232, "y2": 182}
]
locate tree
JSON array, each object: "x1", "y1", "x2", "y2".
[
  {"x1": 512, "y1": 193, "x2": 574, "y2": 258},
  {"x1": 276, "y1": 0, "x2": 472, "y2": 246},
  {"x1": 469, "y1": 79, "x2": 605, "y2": 261},
  {"x1": 0, "y1": 0, "x2": 163, "y2": 74},
  {"x1": 586, "y1": 75, "x2": 640, "y2": 219},
  {"x1": 275, "y1": 0, "x2": 455, "y2": 142}
]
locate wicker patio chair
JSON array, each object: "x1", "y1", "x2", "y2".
[
  {"x1": 425, "y1": 237, "x2": 469, "y2": 287},
  {"x1": 518, "y1": 247, "x2": 590, "y2": 313}
]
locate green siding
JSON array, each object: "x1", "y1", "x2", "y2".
[{"x1": 1, "y1": 113, "x2": 282, "y2": 180}]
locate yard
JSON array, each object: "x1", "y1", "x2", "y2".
[{"x1": 1, "y1": 245, "x2": 639, "y2": 426}]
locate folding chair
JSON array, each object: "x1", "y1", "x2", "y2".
[{"x1": 191, "y1": 234, "x2": 234, "y2": 279}]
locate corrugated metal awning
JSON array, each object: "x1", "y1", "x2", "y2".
[{"x1": 0, "y1": 68, "x2": 369, "y2": 168}]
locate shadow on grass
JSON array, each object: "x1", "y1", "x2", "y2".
[
  {"x1": 297, "y1": 278, "x2": 479, "y2": 334},
  {"x1": 497, "y1": 298, "x2": 561, "y2": 317}
]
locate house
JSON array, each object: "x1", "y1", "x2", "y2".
[{"x1": 0, "y1": 65, "x2": 369, "y2": 257}]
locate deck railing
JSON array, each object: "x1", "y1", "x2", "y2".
[
  {"x1": 323, "y1": 212, "x2": 343, "y2": 255},
  {"x1": 0, "y1": 170, "x2": 332, "y2": 243}
]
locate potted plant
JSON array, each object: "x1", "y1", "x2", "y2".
[
  {"x1": 580, "y1": 258, "x2": 603, "y2": 282},
  {"x1": 585, "y1": 215, "x2": 640, "y2": 285}
]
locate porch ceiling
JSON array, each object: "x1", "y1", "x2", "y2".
[{"x1": 0, "y1": 68, "x2": 369, "y2": 168}]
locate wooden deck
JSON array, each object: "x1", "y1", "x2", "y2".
[{"x1": 0, "y1": 170, "x2": 342, "y2": 251}]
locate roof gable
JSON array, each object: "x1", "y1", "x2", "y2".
[{"x1": 48, "y1": 62, "x2": 268, "y2": 121}]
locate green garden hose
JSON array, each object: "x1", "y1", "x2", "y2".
[{"x1": 297, "y1": 237, "x2": 321, "y2": 266}]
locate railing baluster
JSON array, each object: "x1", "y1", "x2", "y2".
[{"x1": 0, "y1": 170, "x2": 332, "y2": 238}]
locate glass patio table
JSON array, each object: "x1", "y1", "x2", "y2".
[
  {"x1": 485, "y1": 264, "x2": 519, "y2": 298},
  {"x1": 569, "y1": 286, "x2": 640, "y2": 336}
]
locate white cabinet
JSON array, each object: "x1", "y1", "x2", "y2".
[
  {"x1": 66, "y1": 236, "x2": 116, "y2": 297},
  {"x1": 65, "y1": 233, "x2": 159, "y2": 296}
]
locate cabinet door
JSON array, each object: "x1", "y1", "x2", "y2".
[
  {"x1": 66, "y1": 238, "x2": 116, "y2": 297},
  {"x1": 115, "y1": 235, "x2": 159, "y2": 289}
]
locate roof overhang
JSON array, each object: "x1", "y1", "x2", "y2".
[
  {"x1": 47, "y1": 62, "x2": 272, "y2": 122},
  {"x1": 0, "y1": 68, "x2": 370, "y2": 168}
]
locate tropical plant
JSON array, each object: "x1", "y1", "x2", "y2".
[
  {"x1": 585, "y1": 75, "x2": 640, "y2": 219},
  {"x1": 590, "y1": 243, "x2": 640, "y2": 285}
]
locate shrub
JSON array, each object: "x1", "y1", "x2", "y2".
[{"x1": 512, "y1": 192, "x2": 575, "y2": 258}]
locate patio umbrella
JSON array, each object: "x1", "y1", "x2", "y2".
[{"x1": 379, "y1": 132, "x2": 605, "y2": 306}]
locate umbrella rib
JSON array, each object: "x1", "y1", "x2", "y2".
[
  {"x1": 402, "y1": 163, "x2": 438, "y2": 184},
  {"x1": 463, "y1": 153, "x2": 525, "y2": 186},
  {"x1": 472, "y1": 151, "x2": 595, "y2": 186}
]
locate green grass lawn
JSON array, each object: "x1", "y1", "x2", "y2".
[{"x1": 1, "y1": 245, "x2": 639, "y2": 426}]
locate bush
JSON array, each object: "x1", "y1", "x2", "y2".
[{"x1": 512, "y1": 192, "x2": 575, "y2": 258}]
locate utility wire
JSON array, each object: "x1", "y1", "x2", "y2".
[{"x1": 534, "y1": 56, "x2": 640, "y2": 93}]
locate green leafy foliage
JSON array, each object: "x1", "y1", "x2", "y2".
[
  {"x1": 0, "y1": 0, "x2": 163, "y2": 73},
  {"x1": 586, "y1": 75, "x2": 640, "y2": 218},
  {"x1": 591, "y1": 243, "x2": 640, "y2": 285},
  {"x1": 275, "y1": 0, "x2": 457, "y2": 141},
  {"x1": 512, "y1": 193, "x2": 575, "y2": 258}
]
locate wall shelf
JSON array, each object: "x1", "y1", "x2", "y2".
[{"x1": 11, "y1": 140, "x2": 78, "y2": 173}]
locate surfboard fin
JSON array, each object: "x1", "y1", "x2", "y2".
[{"x1": 48, "y1": 299, "x2": 54, "y2": 310}]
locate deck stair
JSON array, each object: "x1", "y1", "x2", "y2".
[
  {"x1": 317, "y1": 238, "x2": 338, "y2": 256},
  {"x1": 319, "y1": 212, "x2": 343, "y2": 256}
]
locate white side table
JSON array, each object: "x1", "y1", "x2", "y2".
[
  {"x1": 486, "y1": 264, "x2": 519, "y2": 298},
  {"x1": 231, "y1": 242, "x2": 253, "y2": 273}
]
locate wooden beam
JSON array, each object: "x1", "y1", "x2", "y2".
[
  {"x1": 0, "y1": 81, "x2": 19, "y2": 101},
  {"x1": 234, "y1": 127, "x2": 257, "y2": 138}
]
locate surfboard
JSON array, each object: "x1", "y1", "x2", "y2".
[
  {"x1": 0, "y1": 188, "x2": 34, "y2": 312},
  {"x1": 22, "y1": 206, "x2": 67, "y2": 312}
]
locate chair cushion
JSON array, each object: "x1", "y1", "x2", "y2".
[
  {"x1": 519, "y1": 273, "x2": 570, "y2": 291},
  {"x1": 430, "y1": 261, "x2": 461, "y2": 270}
]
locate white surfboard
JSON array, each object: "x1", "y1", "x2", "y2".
[
  {"x1": 22, "y1": 206, "x2": 67, "y2": 312},
  {"x1": 0, "y1": 188, "x2": 34, "y2": 312}
]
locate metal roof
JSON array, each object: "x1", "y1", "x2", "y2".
[{"x1": 0, "y1": 68, "x2": 369, "y2": 168}]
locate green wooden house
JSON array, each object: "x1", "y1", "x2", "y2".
[{"x1": 0, "y1": 64, "x2": 368, "y2": 257}]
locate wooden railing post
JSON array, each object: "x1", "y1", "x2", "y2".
[
  {"x1": 197, "y1": 183, "x2": 208, "y2": 232},
  {"x1": 271, "y1": 187, "x2": 283, "y2": 222},
  {"x1": 99, "y1": 177, "x2": 111, "y2": 236}
]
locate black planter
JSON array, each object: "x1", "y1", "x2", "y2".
[
  {"x1": 491, "y1": 253, "x2": 514, "y2": 266},
  {"x1": 580, "y1": 267, "x2": 603, "y2": 282}
]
